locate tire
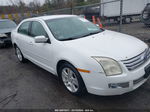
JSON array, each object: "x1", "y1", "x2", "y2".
[
  {"x1": 58, "y1": 63, "x2": 87, "y2": 96},
  {"x1": 15, "y1": 46, "x2": 26, "y2": 63}
]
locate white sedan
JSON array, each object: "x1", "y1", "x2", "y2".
[{"x1": 11, "y1": 15, "x2": 150, "y2": 96}]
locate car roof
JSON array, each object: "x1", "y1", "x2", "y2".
[{"x1": 25, "y1": 15, "x2": 77, "y2": 21}]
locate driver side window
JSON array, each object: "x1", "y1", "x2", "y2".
[{"x1": 30, "y1": 21, "x2": 48, "y2": 38}]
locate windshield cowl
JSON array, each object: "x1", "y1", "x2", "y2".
[{"x1": 59, "y1": 30, "x2": 104, "y2": 41}]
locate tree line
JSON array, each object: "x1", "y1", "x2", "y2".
[{"x1": 0, "y1": 0, "x2": 99, "y2": 14}]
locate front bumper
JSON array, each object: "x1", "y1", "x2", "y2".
[
  {"x1": 0, "y1": 37, "x2": 12, "y2": 47},
  {"x1": 80, "y1": 59, "x2": 150, "y2": 96}
]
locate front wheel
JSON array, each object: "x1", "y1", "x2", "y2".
[{"x1": 59, "y1": 63, "x2": 87, "y2": 96}]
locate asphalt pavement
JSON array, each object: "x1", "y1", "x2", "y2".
[{"x1": 0, "y1": 22, "x2": 150, "y2": 111}]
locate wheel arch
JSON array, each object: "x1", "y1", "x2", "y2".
[
  {"x1": 56, "y1": 60, "x2": 77, "y2": 77},
  {"x1": 13, "y1": 43, "x2": 17, "y2": 48},
  {"x1": 56, "y1": 59, "x2": 88, "y2": 95}
]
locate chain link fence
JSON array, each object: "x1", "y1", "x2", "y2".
[
  {"x1": 43, "y1": 0, "x2": 150, "y2": 32},
  {"x1": 42, "y1": 0, "x2": 123, "y2": 31}
]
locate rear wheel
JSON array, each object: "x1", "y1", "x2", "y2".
[
  {"x1": 58, "y1": 63, "x2": 87, "y2": 96},
  {"x1": 15, "y1": 46, "x2": 26, "y2": 63}
]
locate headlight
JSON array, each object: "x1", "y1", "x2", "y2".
[{"x1": 92, "y1": 57, "x2": 122, "y2": 76}]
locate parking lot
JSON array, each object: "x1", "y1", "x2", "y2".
[{"x1": 0, "y1": 22, "x2": 150, "y2": 111}]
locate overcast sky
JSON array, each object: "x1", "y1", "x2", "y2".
[{"x1": 0, "y1": 0, "x2": 46, "y2": 6}]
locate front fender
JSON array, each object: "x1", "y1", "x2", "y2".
[{"x1": 53, "y1": 47, "x2": 104, "y2": 75}]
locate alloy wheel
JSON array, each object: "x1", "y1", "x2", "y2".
[{"x1": 61, "y1": 67, "x2": 79, "y2": 93}]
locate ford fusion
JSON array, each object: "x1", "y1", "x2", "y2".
[{"x1": 11, "y1": 15, "x2": 150, "y2": 96}]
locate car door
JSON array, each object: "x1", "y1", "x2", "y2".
[
  {"x1": 29, "y1": 21, "x2": 54, "y2": 73},
  {"x1": 17, "y1": 21, "x2": 33, "y2": 57}
]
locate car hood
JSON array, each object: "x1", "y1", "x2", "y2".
[
  {"x1": 62, "y1": 30, "x2": 148, "y2": 61},
  {"x1": 0, "y1": 28, "x2": 15, "y2": 34}
]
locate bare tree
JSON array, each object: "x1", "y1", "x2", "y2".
[{"x1": 8, "y1": 0, "x2": 17, "y2": 6}]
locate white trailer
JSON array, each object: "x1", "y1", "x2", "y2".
[{"x1": 100, "y1": 0, "x2": 150, "y2": 23}]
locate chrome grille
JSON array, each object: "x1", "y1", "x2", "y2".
[{"x1": 122, "y1": 48, "x2": 150, "y2": 71}]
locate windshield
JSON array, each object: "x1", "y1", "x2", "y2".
[
  {"x1": 0, "y1": 20, "x2": 17, "y2": 29},
  {"x1": 46, "y1": 17, "x2": 104, "y2": 41}
]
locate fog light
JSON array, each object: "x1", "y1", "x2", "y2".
[{"x1": 109, "y1": 82, "x2": 129, "y2": 89}]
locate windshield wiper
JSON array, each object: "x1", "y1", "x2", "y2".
[
  {"x1": 82, "y1": 31, "x2": 101, "y2": 37},
  {"x1": 59, "y1": 31, "x2": 103, "y2": 41},
  {"x1": 60, "y1": 38, "x2": 77, "y2": 41}
]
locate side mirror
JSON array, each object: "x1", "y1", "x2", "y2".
[{"x1": 34, "y1": 36, "x2": 48, "y2": 43}]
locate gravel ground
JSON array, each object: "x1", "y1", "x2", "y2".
[{"x1": 0, "y1": 22, "x2": 150, "y2": 111}]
